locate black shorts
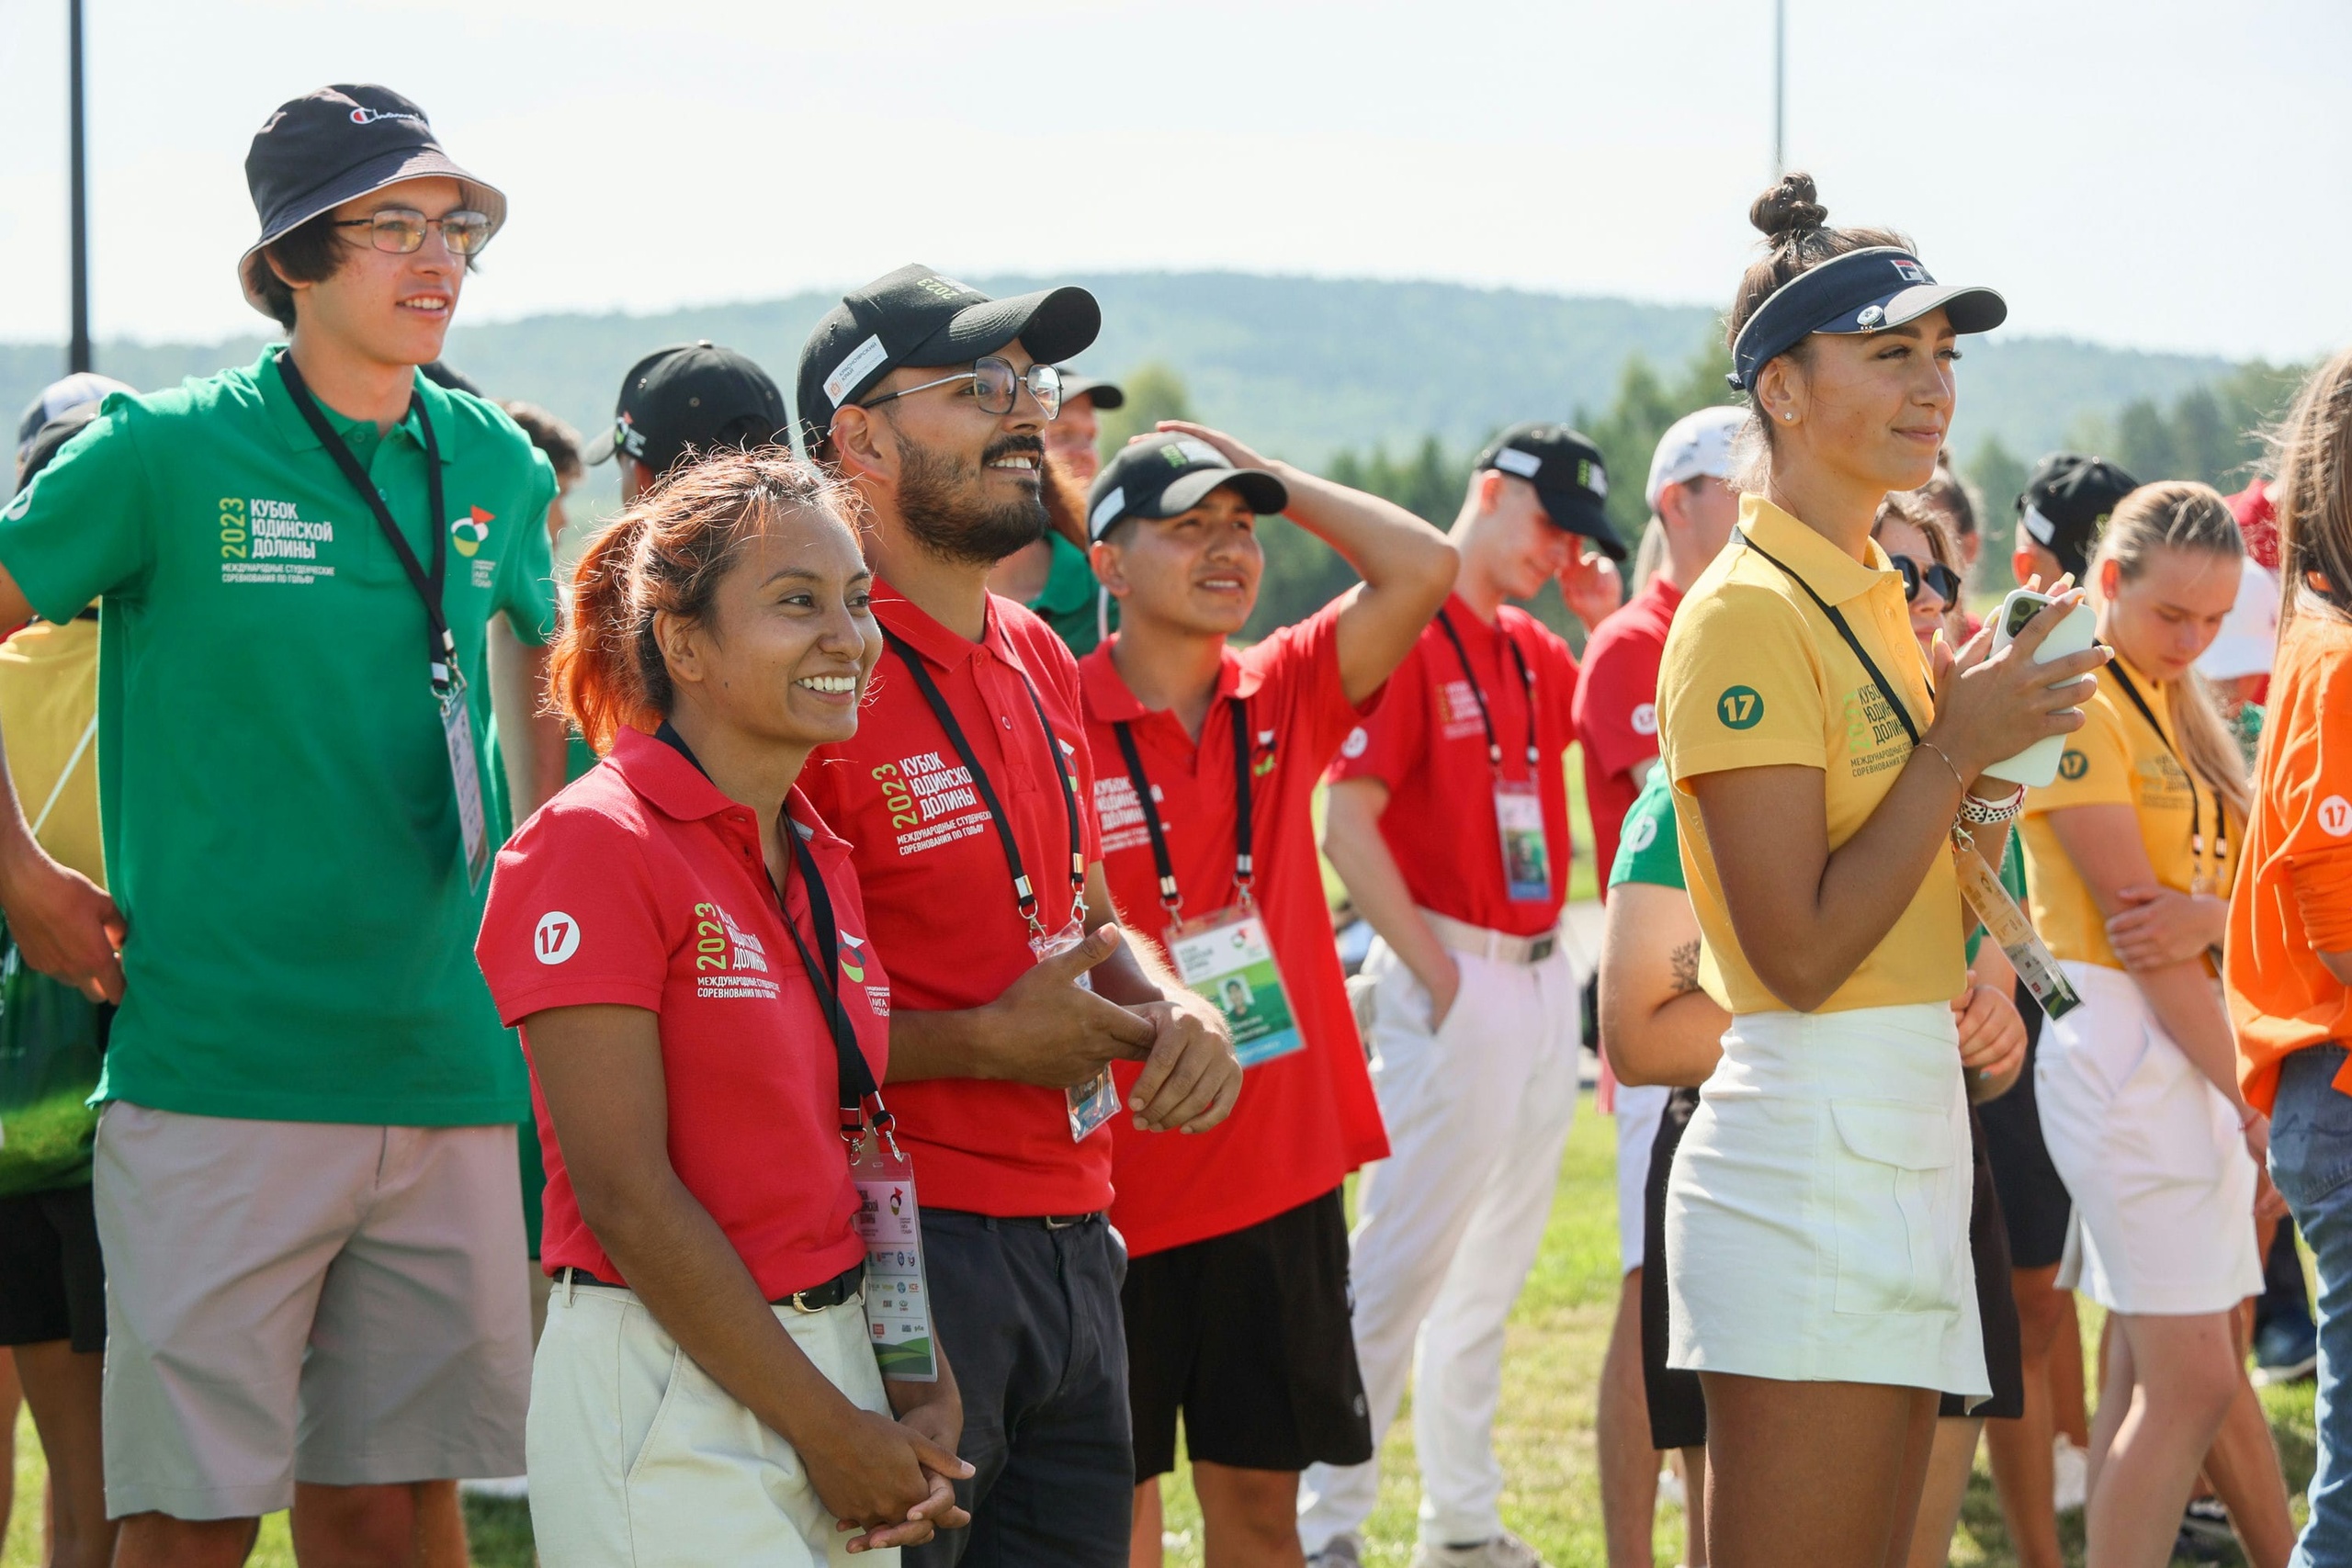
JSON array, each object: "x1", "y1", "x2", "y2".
[
  {"x1": 0, "y1": 1183, "x2": 105, "y2": 1353},
  {"x1": 1939, "y1": 1106, "x2": 2023, "y2": 1420},
  {"x1": 1641, "y1": 1088, "x2": 1708, "y2": 1451},
  {"x1": 1979, "y1": 981, "x2": 2072, "y2": 1270},
  {"x1": 1122, "y1": 1187, "x2": 1373, "y2": 1479}
]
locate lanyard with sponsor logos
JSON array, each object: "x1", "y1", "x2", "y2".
[
  {"x1": 2103, "y1": 661, "x2": 2225, "y2": 895},
  {"x1": 1435, "y1": 608, "x2": 1552, "y2": 903},
  {"x1": 278, "y1": 350, "x2": 492, "y2": 887},
  {"x1": 881, "y1": 629, "x2": 1086, "y2": 939},
  {"x1": 652, "y1": 723, "x2": 883, "y2": 1134},
  {"x1": 1735, "y1": 528, "x2": 2082, "y2": 1019},
  {"x1": 1110, "y1": 695, "x2": 1255, "y2": 920}
]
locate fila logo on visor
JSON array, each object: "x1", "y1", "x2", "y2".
[
  {"x1": 1893, "y1": 258, "x2": 1929, "y2": 283},
  {"x1": 534, "y1": 911, "x2": 581, "y2": 965}
]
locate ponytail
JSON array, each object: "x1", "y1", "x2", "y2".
[
  {"x1": 547, "y1": 447, "x2": 853, "y2": 755},
  {"x1": 2089, "y1": 480, "x2": 2252, "y2": 828}
]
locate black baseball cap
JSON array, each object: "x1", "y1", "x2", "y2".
[
  {"x1": 584, "y1": 343, "x2": 791, "y2": 477},
  {"x1": 1085, "y1": 433, "x2": 1288, "y2": 542},
  {"x1": 240, "y1": 85, "x2": 505, "y2": 315},
  {"x1": 17, "y1": 372, "x2": 133, "y2": 463},
  {"x1": 13, "y1": 404, "x2": 103, "y2": 494},
  {"x1": 1476, "y1": 423, "x2": 1625, "y2": 559},
  {"x1": 2018, "y1": 453, "x2": 2139, "y2": 581},
  {"x1": 1057, "y1": 368, "x2": 1125, "y2": 411},
  {"x1": 797, "y1": 265, "x2": 1101, "y2": 453}
]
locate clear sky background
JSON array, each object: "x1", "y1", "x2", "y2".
[{"x1": 1, "y1": 0, "x2": 2345, "y2": 361}]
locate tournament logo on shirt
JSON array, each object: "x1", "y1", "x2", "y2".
[
  {"x1": 838, "y1": 929, "x2": 868, "y2": 983},
  {"x1": 2058, "y1": 750, "x2": 2089, "y2": 782},
  {"x1": 222, "y1": 495, "x2": 338, "y2": 586},
  {"x1": 692, "y1": 900, "x2": 779, "y2": 1001},
  {"x1": 2321, "y1": 795, "x2": 2352, "y2": 838},
  {"x1": 872, "y1": 751, "x2": 989, "y2": 859},
  {"x1": 450, "y1": 506, "x2": 492, "y2": 557}
]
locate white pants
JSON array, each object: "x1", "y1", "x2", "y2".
[
  {"x1": 1299, "y1": 933, "x2": 1580, "y2": 1551},
  {"x1": 527, "y1": 1276, "x2": 895, "y2": 1567},
  {"x1": 1613, "y1": 1082, "x2": 1670, "y2": 1275}
]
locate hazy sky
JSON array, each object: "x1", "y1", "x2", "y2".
[{"x1": 2, "y1": 0, "x2": 2345, "y2": 360}]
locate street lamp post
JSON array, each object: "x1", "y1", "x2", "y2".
[
  {"x1": 68, "y1": 0, "x2": 92, "y2": 375},
  {"x1": 1772, "y1": 0, "x2": 1786, "y2": 178}
]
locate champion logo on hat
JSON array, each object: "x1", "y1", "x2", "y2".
[
  {"x1": 1493, "y1": 448, "x2": 1543, "y2": 479},
  {"x1": 348, "y1": 106, "x2": 424, "y2": 126}
]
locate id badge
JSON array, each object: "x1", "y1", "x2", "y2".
[
  {"x1": 1953, "y1": 842, "x2": 2081, "y2": 1021},
  {"x1": 1493, "y1": 779, "x2": 1552, "y2": 903},
  {"x1": 1168, "y1": 907, "x2": 1304, "y2": 1069},
  {"x1": 1034, "y1": 922, "x2": 1119, "y2": 1141},
  {"x1": 850, "y1": 1133, "x2": 938, "y2": 1382},
  {"x1": 439, "y1": 682, "x2": 492, "y2": 890}
]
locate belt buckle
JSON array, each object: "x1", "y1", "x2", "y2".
[
  {"x1": 788, "y1": 1289, "x2": 824, "y2": 1314},
  {"x1": 1528, "y1": 934, "x2": 1555, "y2": 964},
  {"x1": 1043, "y1": 1213, "x2": 1083, "y2": 1231}
]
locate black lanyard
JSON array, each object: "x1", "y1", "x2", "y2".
[
  {"x1": 1434, "y1": 609, "x2": 1539, "y2": 772},
  {"x1": 882, "y1": 629, "x2": 1085, "y2": 936},
  {"x1": 653, "y1": 723, "x2": 883, "y2": 1137},
  {"x1": 2104, "y1": 660, "x2": 2225, "y2": 874},
  {"x1": 276, "y1": 350, "x2": 457, "y2": 689},
  {"x1": 1110, "y1": 694, "x2": 1256, "y2": 919},
  {"x1": 1736, "y1": 528, "x2": 1928, "y2": 747}
]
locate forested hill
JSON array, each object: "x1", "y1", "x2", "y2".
[{"x1": 5, "y1": 270, "x2": 2239, "y2": 475}]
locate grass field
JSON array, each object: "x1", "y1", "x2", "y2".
[{"x1": 0, "y1": 1091, "x2": 2313, "y2": 1566}]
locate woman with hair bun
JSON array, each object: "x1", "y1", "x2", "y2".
[
  {"x1": 1653, "y1": 173, "x2": 2107, "y2": 1566},
  {"x1": 2023, "y1": 479, "x2": 2294, "y2": 1567},
  {"x1": 474, "y1": 448, "x2": 972, "y2": 1564}
]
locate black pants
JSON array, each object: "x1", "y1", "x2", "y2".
[{"x1": 906, "y1": 1210, "x2": 1134, "y2": 1568}]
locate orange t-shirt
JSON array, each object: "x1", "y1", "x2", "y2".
[{"x1": 2228, "y1": 608, "x2": 2352, "y2": 1113}]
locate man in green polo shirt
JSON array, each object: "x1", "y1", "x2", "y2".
[{"x1": 0, "y1": 85, "x2": 562, "y2": 1566}]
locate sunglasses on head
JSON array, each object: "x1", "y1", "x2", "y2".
[
  {"x1": 1890, "y1": 552, "x2": 1964, "y2": 608},
  {"x1": 330, "y1": 208, "x2": 494, "y2": 256},
  {"x1": 859, "y1": 356, "x2": 1062, "y2": 420}
]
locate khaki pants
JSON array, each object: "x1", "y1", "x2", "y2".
[{"x1": 528, "y1": 1276, "x2": 896, "y2": 1566}]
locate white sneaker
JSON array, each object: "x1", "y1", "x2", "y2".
[
  {"x1": 1657, "y1": 1466, "x2": 1688, "y2": 1509},
  {"x1": 1307, "y1": 1535, "x2": 1363, "y2": 1568},
  {"x1": 2052, "y1": 1436, "x2": 2089, "y2": 1513},
  {"x1": 1410, "y1": 1531, "x2": 1553, "y2": 1568}
]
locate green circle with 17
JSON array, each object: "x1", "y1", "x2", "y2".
[
  {"x1": 1717, "y1": 685, "x2": 1764, "y2": 730},
  {"x1": 2058, "y1": 750, "x2": 2088, "y2": 781}
]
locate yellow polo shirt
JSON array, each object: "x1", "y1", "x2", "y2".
[
  {"x1": 2019, "y1": 653, "x2": 2237, "y2": 971},
  {"x1": 1657, "y1": 494, "x2": 1966, "y2": 1014},
  {"x1": 0, "y1": 615, "x2": 102, "y2": 887}
]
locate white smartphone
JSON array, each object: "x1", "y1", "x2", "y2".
[{"x1": 1978, "y1": 588, "x2": 2099, "y2": 789}]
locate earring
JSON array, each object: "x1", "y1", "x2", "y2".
[{"x1": 1781, "y1": 411, "x2": 1795, "y2": 422}]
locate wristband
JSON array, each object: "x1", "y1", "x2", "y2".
[{"x1": 1957, "y1": 783, "x2": 2029, "y2": 829}]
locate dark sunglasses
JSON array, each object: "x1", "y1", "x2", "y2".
[
  {"x1": 859, "y1": 355, "x2": 1061, "y2": 420},
  {"x1": 330, "y1": 208, "x2": 495, "y2": 256},
  {"x1": 1890, "y1": 552, "x2": 1963, "y2": 607}
]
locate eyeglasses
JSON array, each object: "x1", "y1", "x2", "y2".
[
  {"x1": 860, "y1": 356, "x2": 1062, "y2": 421},
  {"x1": 1890, "y1": 552, "x2": 1964, "y2": 608},
  {"x1": 331, "y1": 209, "x2": 495, "y2": 256}
]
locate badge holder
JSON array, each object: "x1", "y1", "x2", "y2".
[
  {"x1": 1493, "y1": 778, "x2": 1553, "y2": 905},
  {"x1": 1167, "y1": 901, "x2": 1303, "y2": 1069},
  {"x1": 850, "y1": 1116, "x2": 939, "y2": 1382},
  {"x1": 438, "y1": 671, "x2": 491, "y2": 890},
  {"x1": 1036, "y1": 917, "x2": 1120, "y2": 1141},
  {"x1": 1952, "y1": 840, "x2": 2080, "y2": 1021}
]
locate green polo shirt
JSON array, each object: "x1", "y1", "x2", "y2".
[
  {"x1": 1028, "y1": 530, "x2": 1113, "y2": 658},
  {"x1": 1609, "y1": 766, "x2": 1687, "y2": 892},
  {"x1": 0, "y1": 350, "x2": 557, "y2": 1125}
]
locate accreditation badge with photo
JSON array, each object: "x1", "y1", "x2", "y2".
[{"x1": 1167, "y1": 906, "x2": 1303, "y2": 1069}]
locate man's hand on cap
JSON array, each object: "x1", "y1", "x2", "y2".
[{"x1": 1560, "y1": 540, "x2": 1624, "y2": 633}]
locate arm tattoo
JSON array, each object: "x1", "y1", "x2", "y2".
[{"x1": 1668, "y1": 940, "x2": 1702, "y2": 996}]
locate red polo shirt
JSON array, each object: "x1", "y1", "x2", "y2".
[
  {"x1": 1572, "y1": 573, "x2": 1682, "y2": 889},
  {"x1": 799, "y1": 584, "x2": 1106, "y2": 1217},
  {"x1": 1327, "y1": 593, "x2": 1578, "y2": 936},
  {"x1": 476, "y1": 728, "x2": 889, "y2": 1301},
  {"x1": 1080, "y1": 604, "x2": 1390, "y2": 1258}
]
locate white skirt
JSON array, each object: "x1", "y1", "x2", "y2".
[
  {"x1": 1664, "y1": 1001, "x2": 1986, "y2": 1397},
  {"x1": 2036, "y1": 961, "x2": 2262, "y2": 1315}
]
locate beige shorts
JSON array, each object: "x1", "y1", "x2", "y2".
[
  {"x1": 528, "y1": 1274, "x2": 896, "y2": 1566},
  {"x1": 95, "y1": 1103, "x2": 532, "y2": 1519}
]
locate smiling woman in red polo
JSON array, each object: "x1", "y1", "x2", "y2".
[{"x1": 474, "y1": 449, "x2": 967, "y2": 1566}]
